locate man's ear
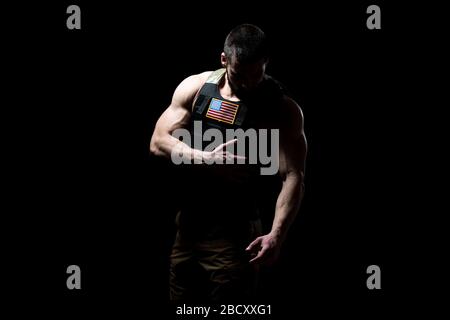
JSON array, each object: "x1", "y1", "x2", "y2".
[{"x1": 220, "y1": 52, "x2": 227, "y2": 67}]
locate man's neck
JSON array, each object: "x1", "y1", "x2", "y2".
[{"x1": 219, "y1": 71, "x2": 240, "y2": 102}]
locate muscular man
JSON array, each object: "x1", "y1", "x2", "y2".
[{"x1": 150, "y1": 24, "x2": 307, "y2": 302}]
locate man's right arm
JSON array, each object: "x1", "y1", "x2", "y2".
[
  {"x1": 149, "y1": 74, "x2": 206, "y2": 163},
  {"x1": 150, "y1": 72, "x2": 243, "y2": 164}
]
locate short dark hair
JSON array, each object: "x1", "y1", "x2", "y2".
[{"x1": 224, "y1": 24, "x2": 269, "y2": 64}]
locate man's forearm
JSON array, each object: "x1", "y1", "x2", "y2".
[
  {"x1": 150, "y1": 134, "x2": 205, "y2": 163},
  {"x1": 270, "y1": 173, "x2": 304, "y2": 243}
]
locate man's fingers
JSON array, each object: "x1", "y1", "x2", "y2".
[
  {"x1": 226, "y1": 153, "x2": 247, "y2": 161},
  {"x1": 249, "y1": 246, "x2": 269, "y2": 264},
  {"x1": 213, "y1": 140, "x2": 234, "y2": 153},
  {"x1": 212, "y1": 139, "x2": 249, "y2": 161},
  {"x1": 246, "y1": 237, "x2": 262, "y2": 251},
  {"x1": 232, "y1": 154, "x2": 247, "y2": 160},
  {"x1": 221, "y1": 139, "x2": 238, "y2": 149}
]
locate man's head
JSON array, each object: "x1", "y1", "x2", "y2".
[{"x1": 221, "y1": 24, "x2": 269, "y2": 97}]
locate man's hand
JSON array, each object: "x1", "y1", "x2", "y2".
[
  {"x1": 246, "y1": 233, "x2": 281, "y2": 265},
  {"x1": 203, "y1": 139, "x2": 246, "y2": 164}
]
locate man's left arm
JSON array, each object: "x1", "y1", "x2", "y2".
[{"x1": 247, "y1": 96, "x2": 307, "y2": 264}]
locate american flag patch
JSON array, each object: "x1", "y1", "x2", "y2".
[{"x1": 205, "y1": 98, "x2": 239, "y2": 125}]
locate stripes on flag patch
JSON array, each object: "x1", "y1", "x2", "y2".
[{"x1": 205, "y1": 98, "x2": 239, "y2": 124}]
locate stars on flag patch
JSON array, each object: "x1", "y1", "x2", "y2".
[{"x1": 205, "y1": 98, "x2": 239, "y2": 125}]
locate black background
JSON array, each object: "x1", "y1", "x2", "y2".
[{"x1": 3, "y1": 0, "x2": 438, "y2": 318}]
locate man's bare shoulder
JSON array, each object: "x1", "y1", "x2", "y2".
[
  {"x1": 281, "y1": 95, "x2": 303, "y2": 120},
  {"x1": 279, "y1": 95, "x2": 304, "y2": 133},
  {"x1": 172, "y1": 71, "x2": 214, "y2": 108},
  {"x1": 182, "y1": 71, "x2": 213, "y2": 87}
]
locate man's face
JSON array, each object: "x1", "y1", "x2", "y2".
[{"x1": 222, "y1": 53, "x2": 267, "y2": 98}]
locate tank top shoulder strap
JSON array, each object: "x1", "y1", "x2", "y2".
[
  {"x1": 192, "y1": 69, "x2": 225, "y2": 112},
  {"x1": 205, "y1": 68, "x2": 226, "y2": 84}
]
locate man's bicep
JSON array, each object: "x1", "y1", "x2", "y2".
[
  {"x1": 279, "y1": 97, "x2": 307, "y2": 178},
  {"x1": 280, "y1": 132, "x2": 307, "y2": 178},
  {"x1": 154, "y1": 75, "x2": 202, "y2": 135},
  {"x1": 153, "y1": 103, "x2": 191, "y2": 137}
]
